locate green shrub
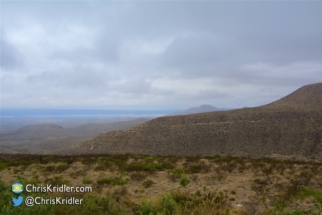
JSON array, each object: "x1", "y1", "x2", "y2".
[
  {"x1": 45, "y1": 165, "x2": 56, "y2": 172},
  {"x1": 180, "y1": 175, "x2": 190, "y2": 187},
  {"x1": 298, "y1": 187, "x2": 322, "y2": 203},
  {"x1": 126, "y1": 162, "x2": 163, "y2": 172},
  {"x1": 0, "y1": 161, "x2": 10, "y2": 171},
  {"x1": 100, "y1": 157, "x2": 127, "y2": 170},
  {"x1": 55, "y1": 163, "x2": 69, "y2": 172},
  {"x1": 83, "y1": 178, "x2": 93, "y2": 184},
  {"x1": 168, "y1": 168, "x2": 188, "y2": 175},
  {"x1": 160, "y1": 194, "x2": 177, "y2": 214},
  {"x1": 140, "y1": 201, "x2": 155, "y2": 215},
  {"x1": 139, "y1": 190, "x2": 229, "y2": 215}
]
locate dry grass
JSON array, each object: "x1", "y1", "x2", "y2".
[{"x1": 1, "y1": 154, "x2": 322, "y2": 214}]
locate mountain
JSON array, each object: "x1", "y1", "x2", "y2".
[
  {"x1": 1, "y1": 124, "x2": 71, "y2": 141},
  {"x1": 69, "y1": 83, "x2": 322, "y2": 161},
  {"x1": 169, "y1": 105, "x2": 225, "y2": 116},
  {"x1": 0, "y1": 118, "x2": 149, "y2": 154},
  {"x1": 69, "y1": 118, "x2": 149, "y2": 138},
  {"x1": 263, "y1": 83, "x2": 322, "y2": 110},
  {"x1": 0, "y1": 146, "x2": 18, "y2": 154}
]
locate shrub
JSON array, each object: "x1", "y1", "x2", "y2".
[
  {"x1": 298, "y1": 187, "x2": 322, "y2": 203},
  {"x1": 160, "y1": 194, "x2": 177, "y2": 214},
  {"x1": 94, "y1": 165, "x2": 105, "y2": 171},
  {"x1": 0, "y1": 161, "x2": 10, "y2": 171},
  {"x1": 229, "y1": 197, "x2": 235, "y2": 201},
  {"x1": 168, "y1": 168, "x2": 188, "y2": 175},
  {"x1": 55, "y1": 163, "x2": 69, "y2": 173},
  {"x1": 187, "y1": 162, "x2": 212, "y2": 173},
  {"x1": 44, "y1": 176, "x2": 69, "y2": 186},
  {"x1": 101, "y1": 157, "x2": 127, "y2": 170},
  {"x1": 130, "y1": 172, "x2": 148, "y2": 181},
  {"x1": 139, "y1": 190, "x2": 230, "y2": 215},
  {"x1": 45, "y1": 165, "x2": 56, "y2": 172},
  {"x1": 113, "y1": 186, "x2": 128, "y2": 197},
  {"x1": 225, "y1": 161, "x2": 237, "y2": 173},
  {"x1": 81, "y1": 157, "x2": 97, "y2": 165},
  {"x1": 140, "y1": 201, "x2": 155, "y2": 215},
  {"x1": 142, "y1": 179, "x2": 154, "y2": 188},
  {"x1": 126, "y1": 162, "x2": 163, "y2": 172},
  {"x1": 180, "y1": 175, "x2": 190, "y2": 187},
  {"x1": 168, "y1": 173, "x2": 180, "y2": 182},
  {"x1": 96, "y1": 177, "x2": 129, "y2": 186},
  {"x1": 83, "y1": 178, "x2": 93, "y2": 184}
]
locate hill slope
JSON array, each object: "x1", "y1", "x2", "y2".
[
  {"x1": 0, "y1": 118, "x2": 149, "y2": 154},
  {"x1": 68, "y1": 83, "x2": 322, "y2": 160}
]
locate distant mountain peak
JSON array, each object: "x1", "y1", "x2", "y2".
[
  {"x1": 170, "y1": 104, "x2": 223, "y2": 116},
  {"x1": 199, "y1": 104, "x2": 214, "y2": 108}
]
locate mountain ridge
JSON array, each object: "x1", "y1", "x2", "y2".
[
  {"x1": 0, "y1": 118, "x2": 149, "y2": 154},
  {"x1": 67, "y1": 83, "x2": 322, "y2": 161},
  {"x1": 169, "y1": 104, "x2": 226, "y2": 116}
]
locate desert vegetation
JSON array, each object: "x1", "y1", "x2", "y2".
[{"x1": 0, "y1": 153, "x2": 322, "y2": 214}]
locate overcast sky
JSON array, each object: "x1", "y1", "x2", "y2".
[{"x1": 1, "y1": 1, "x2": 321, "y2": 110}]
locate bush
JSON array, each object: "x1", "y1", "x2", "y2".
[
  {"x1": 140, "y1": 201, "x2": 155, "y2": 215},
  {"x1": 44, "y1": 176, "x2": 69, "y2": 186},
  {"x1": 142, "y1": 179, "x2": 154, "y2": 188},
  {"x1": 45, "y1": 165, "x2": 56, "y2": 172},
  {"x1": 168, "y1": 168, "x2": 188, "y2": 175},
  {"x1": 298, "y1": 187, "x2": 322, "y2": 203},
  {"x1": 229, "y1": 197, "x2": 235, "y2": 201},
  {"x1": 130, "y1": 172, "x2": 148, "y2": 181},
  {"x1": 55, "y1": 163, "x2": 69, "y2": 173},
  {"x1": 180, "y1": 175, "x2": 190, "y2": 187},
  {"x1": 126, "y1": 162, "x2": 163, "y2": 172},
  {"x1": 83, "y1": 178, "x2": 93, "y2": 184},
  {"x1": 187, "y1": 162, "x2": 212, "y2": 173},
  {"x1": 96, "y1": 177, "x2": 129, "y2": 186},
  {"x1": 141, "y1": 189, "x2": 231, "y2": 215}
]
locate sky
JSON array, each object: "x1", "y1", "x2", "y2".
[{"x1": 1, "y1": 1, "x2": 322, "y2": 110}]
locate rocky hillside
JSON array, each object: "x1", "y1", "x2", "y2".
[{"x1": 69, "y1": 83, "x2": 322, "y2": 160}]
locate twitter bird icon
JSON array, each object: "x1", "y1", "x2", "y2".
[{"x1": 12, "y1": 196, "x2": 23, "y2": 207}]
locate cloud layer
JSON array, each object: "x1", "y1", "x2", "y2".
[{"x1": 1, "y1": 1, "x2": 321, "y2": 109}]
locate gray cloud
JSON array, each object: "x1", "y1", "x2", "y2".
[
  {"x1": 1, "y1": 1, "x2": 321, "y2": 109},
  {"x1": 0, "y1": 29, "x2": 23, "y2": 70}
]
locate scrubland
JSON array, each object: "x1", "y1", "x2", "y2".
[{"x1": 1, "y1": 154, "x2": 322, "y2": 214}]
